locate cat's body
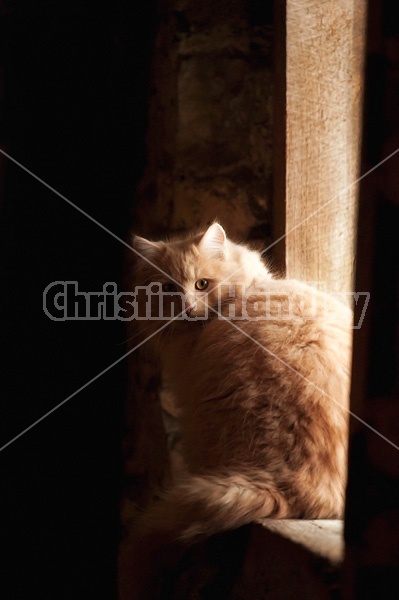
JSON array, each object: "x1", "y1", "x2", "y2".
[{"x1": 130, "y1": 223, "x2": 352, "y2": 544}]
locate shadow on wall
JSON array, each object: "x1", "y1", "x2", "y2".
[{"x1": 0, "y1": 2, "x2": 156, "y2": 599}]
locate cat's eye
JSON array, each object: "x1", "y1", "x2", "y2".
[
  {"x1": 195, "y1": 278, "x2": 209, "y2": 291},
  {"x1": 162, "y1": 282, "x2": 178, "y2": 293}
]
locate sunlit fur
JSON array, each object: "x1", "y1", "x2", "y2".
[{"x1": 130, "y1": 223, "x2": 353, "y2": 542}]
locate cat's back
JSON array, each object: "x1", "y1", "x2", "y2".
[
  {"x1": 169, "y1": 279, "x2": 353, "y2": 413},
  {"x1": 169, "y1": 280, "x2": 352, "y2": 500},
  {"x1": 203, "y1": 278, "x2": 352, "y2": 369}
]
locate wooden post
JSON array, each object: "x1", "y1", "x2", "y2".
[{"x1": 274, "y1": 0, "x2": 366, "y2": 292}]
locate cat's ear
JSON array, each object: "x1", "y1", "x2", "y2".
[
  {"x1": 132, "y1": 235, "x2": 159, "y2": 260},
  {"x1": 199, "y1": 223, "x2": 226, "y2": 258}
]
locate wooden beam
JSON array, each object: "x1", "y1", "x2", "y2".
[{"x1": 276, "y1": 0, "x2": 366, "y2": 292}]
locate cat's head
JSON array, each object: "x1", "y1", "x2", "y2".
[{"x1": 131, "y1": 223, "x2": 271, "y2": 323}]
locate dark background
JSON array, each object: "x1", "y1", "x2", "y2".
[{"x1": 0, "y1": 2, "x2": 156, "y2": 598}]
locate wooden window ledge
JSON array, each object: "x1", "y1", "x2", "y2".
[{"x1": 159, "y1": 519, "x2": 344, "y2": 599}]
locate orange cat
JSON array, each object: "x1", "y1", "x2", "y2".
[{"x1": 129, "y1": 222, "x2": 352, "y2": 544}]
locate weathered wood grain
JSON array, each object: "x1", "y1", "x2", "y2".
[{"x1": 276, "y1": 0, "x2": 366, "y2": 293}]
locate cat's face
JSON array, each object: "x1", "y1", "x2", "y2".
[{"x1": 132, "y1": 223, "x2": 270, "y2": 323}]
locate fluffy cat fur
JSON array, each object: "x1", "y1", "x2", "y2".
[{"x1": 130, "y1": 223, "x2": 352, "y2": 543}]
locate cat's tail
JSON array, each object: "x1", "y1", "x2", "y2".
[
  {"x1": 121, "y1": 474, "x2": 290, "y2": 598},
  {"x1": 139, "y1": 472, "x2": 290, "y2": 544}
]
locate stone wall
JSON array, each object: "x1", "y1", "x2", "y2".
[{"x1": 133, "y1": 0, "x2": 274, "y2": 245}]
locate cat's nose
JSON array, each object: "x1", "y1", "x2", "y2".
[{"x1": 185, "y1": 301, "x2": 197, "y2": 316}]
